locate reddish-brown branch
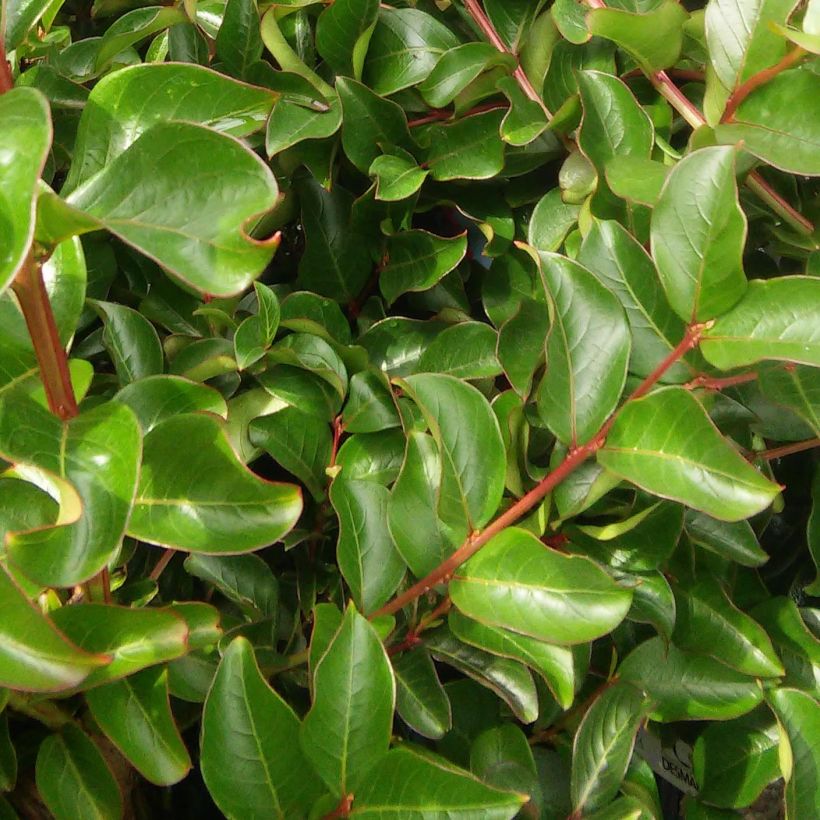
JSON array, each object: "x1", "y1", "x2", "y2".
[
  {"x1": 371, "y1": 322, "x2": 706, "y2": 621},
  {"x1": 757, "y1": 438, "x2": 820, "y2": 461},
  {"x1": 685, "y1": 371, "x2": 758, "y2": 391},
  {"x1": 0, "y1": 42, "x2": 13, "y2": 93},
  {"x1": 407, "y1": 101, "x2": 509, "y2": 128},
  {"x1": 722, "y1": 47, "x2": 807, "y2": 123},
  {"x1": 149, "y1": 549, "x2": 176, "y2": 582},
  {"x1": 623, "y1": 67, "x2": 705, "y2": 83},
  {"x1": 323, "y1": 794, "x2": 354, "y2": 819},
  {"x1": 13, "y1": 254, "x2": 78, "y2": 420}
]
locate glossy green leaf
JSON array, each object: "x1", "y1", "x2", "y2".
[
  {"x1": 265, "y1": 97, "x2": 341, "y2": 156},
  {"x1": 535, "y1": 251, "x2": 630, "y2": 446},
  {"x1": 250, "y1": 407, "x2": 331, "y2": 500},
  {"x1": 85, "y1": 666, "x2": 191, "y2": 786},
  {"x1": 497, "y1": 75, "x2": 549, "y2": 146},
  {"x1": 342, "y1": 369, "x2": 400, "y2": 434},
  {"x1": 605, "y1": 156, "x2": 670, "y2": 206},
  {"x1": 758, "y1": 364, "x2": 820, "y2": 436},
  {"x1": 425, "y1": 626, "x2": 539, "y2": 724},
  {"x1": 234, "y1": 282, "x2": 280, "y2": 370},
  {"x1": 215, "y1": 0, "x2": 262, "y2": 80},
  {"x1": 767, "y1": 687, "x2": 820, "y2": 818},
  {"x1": 716, "y1": 68, "x2": 820, "y2": 176},
  {"x1": 335, "y1": 429, "x2": 405, "y2": 485},
  {"x1": 0, "y1": 566, "x2": 108, "y2": 692},
  {"x1": 0, "y1": 88, "x2": 51, "y2": 295},
  {"x1": 316, "y1": 0, "x2": 379, "y2": 78},
  {"x1": 279, "y1": 290, "x2": 352, "y2": 344},
  {"x1": 674, "y1": 578, "x2": 784, "y2": 677},
  {"x1": 184, "y1": 553, "x2": 278, "y2": 617},
  {"x1": 401, "y1": 373, "x2": 506, "y2": 535},
  {"x1": 0, "y1": 397, "x2": 141, "y2": 587},
  {"x1": 115, "y1": 375, "x2": 227, "y2": 434},
  {"x1": 330, "y1": 478, "x2": 405, "y2": 614},
  {"x1": 619, "y1": 637, "x2": 763, "y2": 721},
  {"x1": 426, "y1": 109, "x2": 507, "y2": 181},
  {"x1": 418, "y1": 322, "x2": 502, "y2": 380},
  {"x1": 598, "y1": 388, "x2": 780, "y2": 521},
  {"x1": 201, "y1": 638, "x2": 323, "y2": 818},
  {"x1": 572, "y1": 683, "x2": 649, "y2": 813},
  {"x1": 268, "y1": 332, "x2": 348, "y2": 399},
  {"x1": 363, "y1": 8, "x2": 460, "y2": 96},
  {"x1": 651, "y1": 146, "x2": 747, "y2": 322},
  {"x1": 497, "y1": 297, "x2": 551, "y2": 397},
  {"x1": 701, "y1": 277, "x2": 820, "y2": 368},
  {"x1": 451, "y1": 527, "x2": 632, "y2": 644},
  {"x1": 684, "y1": 510, "x2": 768, "y2": 567},
  {"x1": 4, "y1": 0, "x2": 53, "y2": 50},
  {"x1": 527, "y1": 189, "x2": 580, "y2": 252},
  {"x1": 90, "y1": 299, "x2": 164, "y2": 384},
  {"x1": 128, "y1": 413, "x2": 303, "y2": 552},
  {"x1": 36, "y1": 725, "x2": 122, "y2": 820},
  {"x1": 449, "y1": 609, "x2": 576, "y2": 709},
  {"x1": 369, "y1": 151, "x2": 429, "y2": 202},
  {"x1": 393, "y1": 648, "x2": 452, "y2": 739},
  {"x1": 579, "y1": 220, "x2": 689, "y2": 381},
  {"x1": 65, "y1": 63, "x2": 275, "y2": 192},
  {"x1": 351, "y1": 746, "x2": 526, "y2": 818},
  {"x1": 485, "y1": 0, "x2": 542, "y2": 52},
  {"x1": 95, "y1": 7, "x2": 186, "y2": 71},
  {"x1": 300, "y1": 604, "x2": 394, "y2": 796},
  {"x1": 587, "y1": 1, "x2": 688, "y2": 72},
  {"x1": 420, "y1": 43, "x2": 515, "y2": 108}
]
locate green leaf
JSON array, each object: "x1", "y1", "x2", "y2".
[
  {"x1": 534, "y1": 251, "x2": 630, "y2": 446},
  {"x1": 128, "y1": 413, "x2": 303, "y2": 553},
  {"x1": 705, "y1": 0, "x2": 798, "y2": 90},
  {"x1": 336, "y1": 429, "x2": 405, "y2": 485},
  {"x1": 4, "y1": 0, "x2": 53, "y2": 50},
  {"x1": 418, "y1": 322, "x2": 502, "y2": 380},
  {"x1": 300, "y1": 604, "x2": 394, "y2": 796},
  {"x1": 115, "y1": 375, "x2": 227, "y2": 434},
  {"x1": 336, "y1": 77, "x2": 411, "y2": 173},
  {"x1": 85, "y1": 666, "x2": 191, "y2": 786},
  {"x1": 266, "y1": 97, "x2": 341, "y2": 156},
  {"x1": 449, "y1": 609, "x2": 576, "y2": 709},
  {"x1": 95, "y1": 6, "x2": 186, "y2": 71},
  {"x1": 0, "y1": 566, "x2": 108, "y2": 692},
  {"x1": 598, "y1": 387, "x2": 780, "y2": 521},
  {"x1": 497, "y1": 297, "x2": 551, "y2": 396},
  {"x1": 250, "y1": 406, "x2": 331, "y2": 500},
  {"x1": 497, "y1": 75, "x2": 549, "y2": 146},
  {"x1": 605, "y1": 156, "x2": 670, "y2": 206},
  {"x1": 586, "y1": 1, "x2": 688, "y2": 72},
  {"x1": 234, "y1": 282, "x2": 280, "y2": 370},
  {"x1": 201, "y1": 637, "x2": 323, "y2": 818},
  {"x1": 0, "y1": 713, "x2": 16, "y2": 792},
  {"x1": 316, "y1": 0, "x2": 379, "y2": 78},
  {"x1": 693, "y1": 712, "x2": 780, "y2": 809},
  {"x1": 400, "y1": 373, "x2": 506, "y2": 536},
  {"x1": 330, "y1": 478, "x2": 406, "y2": 614},
  {"x1": 184, "y1": 553, "x2": 278, "y2": 617},
  {"x1": 426, "y1": 626, "x2": 538, "y2": 723},
  {"x1": 268, "y1": 332, "x2": 348, "y2": 400},
  {"x1": 215, "y1": 0, "x2": 262, "y2": 80},
  {"x1": 684, "y1": 510, "x2": 768, "y2": 567},
  {"x1": 64, "y1": 122, "x2": 279, "y2": 297},
  {"x1": 700, "y1": 277, "x2": 820, "y2": 368},
  {"x1": 527, "y1": 189, "x2": 580, "y2": 252},
  {"x1": 426, "y1": 109, "x2": 507, "y2": 181},
  {"x1": 351, "y1": 746, "x2": 526, "y2": 818},
  {"x1": 651, "y1": 146, "x2": 747, "y2": 322},
  {"x1": 90, "y1": 299, "x2": 164, "y2": 385},
  {"x1": 767, "y1": 688, "x2": 820, "y2": 818},
  {"x1": 579, "y1": 220, "x2": 689, "y2": 381},
  {"x1": 65, "y1": 63, "x2": 274, "y2": 192},
  {"x1": 619, "y1": 637, "x2": 763, "y2": 721},
  {"x1": 673, "y1": 578, "x2": 784, "y2": 677},
  {"x1": 758, "y1": 364, "x2": 820, "y2": 436},
  {"x1": 363, "y1": 8, "x2": 460, "y2": 96},
  {"x1": 393, "y1": 648, "x2": 452, "y2": 739},
  {"x1": 342, "y1": 369, "x2": 400, "y2": 434},
  {"x1": 485, "y1": 0, "x2": 543, "y2": 52},
  {"x1": 380, "y1": 230, "x2": 466, "y2": 305},
  {"x1": 0, "y1": 397, "x2": 141, "y2": 587},
  {"x1": 0, "y1": 88, "x2": 51, "y2": 295},
  {"x1": 369, "y1": 151, "x2": 429, "y2": 202},
  {"x1": 280, "y1": 290, "x2": 352, "y2": 344},
  {"x1": 420, "y1": 43, "x2": 515, "y2": 108},
  {"x1": 36, "y1": 725, "x2": 122, "y2": 820},
  {"x1": 572, "y1": 683, "x2": 649, "y2": 814},
  {"x1": 716, "y1": 67, "x2": 820, "y2": 176},
  {"x1": 578, "y1": 70, "x2": 654, "y2": 169},
  {"x1": 450, "y1": 528, "x2": 633, "y2": 645}
]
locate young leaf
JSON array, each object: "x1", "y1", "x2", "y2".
[
  {"x1": 0, "y1": 88, "x2": 51, "y2": 295},
  {"x1": 95, "y1": 7, "x2": 186, "y2": 72},
  {"x1": 651, "y1": 146, "x2": 747, "y2": 322},
  {"x1": 598, "y1": 387, "x2": 780, "y2": 521},
  {"x1": 369, "y1": 151, "x2": 429, "y2": 202},
  {"x1": 85, "y1": 666, "x2": 191, "y2": 786},
  {"x1": 201, "y1": 637, "x2": 323, "y2": 818},
  {"x1": 215, "y1": 0, "x2": 262, "y2": 80},
  {"x1": 571, "y1": 683, "x2": 649, "y2": 814},
  {"x1": 534, "y1": 251, "x2": 630, "y2": 446},
  {"x1": 450, "y1": 528, "x2": 633, "y2": 645},
  {"x1": 36, "y1": 725, "x2": 122, "y2": 820},
  {"x1": 700, "y1": 277, "x2": 820, "y2": 368},
  {"x1": 315, "y1": 0, "x2": 379, "y2": 79},
  {"x1": 300, "y1": 604, "x2": 395, "y2": 796},
  {"x1": 393, "y1": 648, "x2": 452, "y2": 740},
  {"x1": 127, "y1": 413, "x2": 303, "y2": 553},
  {"x1": 233, "y1": 282, "x2": 280, "y2": 370}
]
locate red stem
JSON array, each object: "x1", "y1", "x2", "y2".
[
  {"x1": 323, "y1": 794, "x2": 354, "y2": 819},
  {"x1": 149, "y1": 549, "x2": 176, "y2": 581},
  {"x1": 0, "y1": 43, "x2": 13, "y2": 93},
  {"x1": 757, "y1": 438, "x2": 820, "y2": 461},
  {"x1": 722, "y1": 47, "x2": 807, "y2": 123},
  {"x1": 685, "y1": 371, "x2": 758, "y2": 391}
]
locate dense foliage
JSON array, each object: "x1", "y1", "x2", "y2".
[{"x1": 1, "y1": 0, "x2": 820, "y2": 817}]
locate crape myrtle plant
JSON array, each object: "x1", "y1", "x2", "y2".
[{"x1": 0, "y1": 0, "x2": 819, "y2": 816}]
